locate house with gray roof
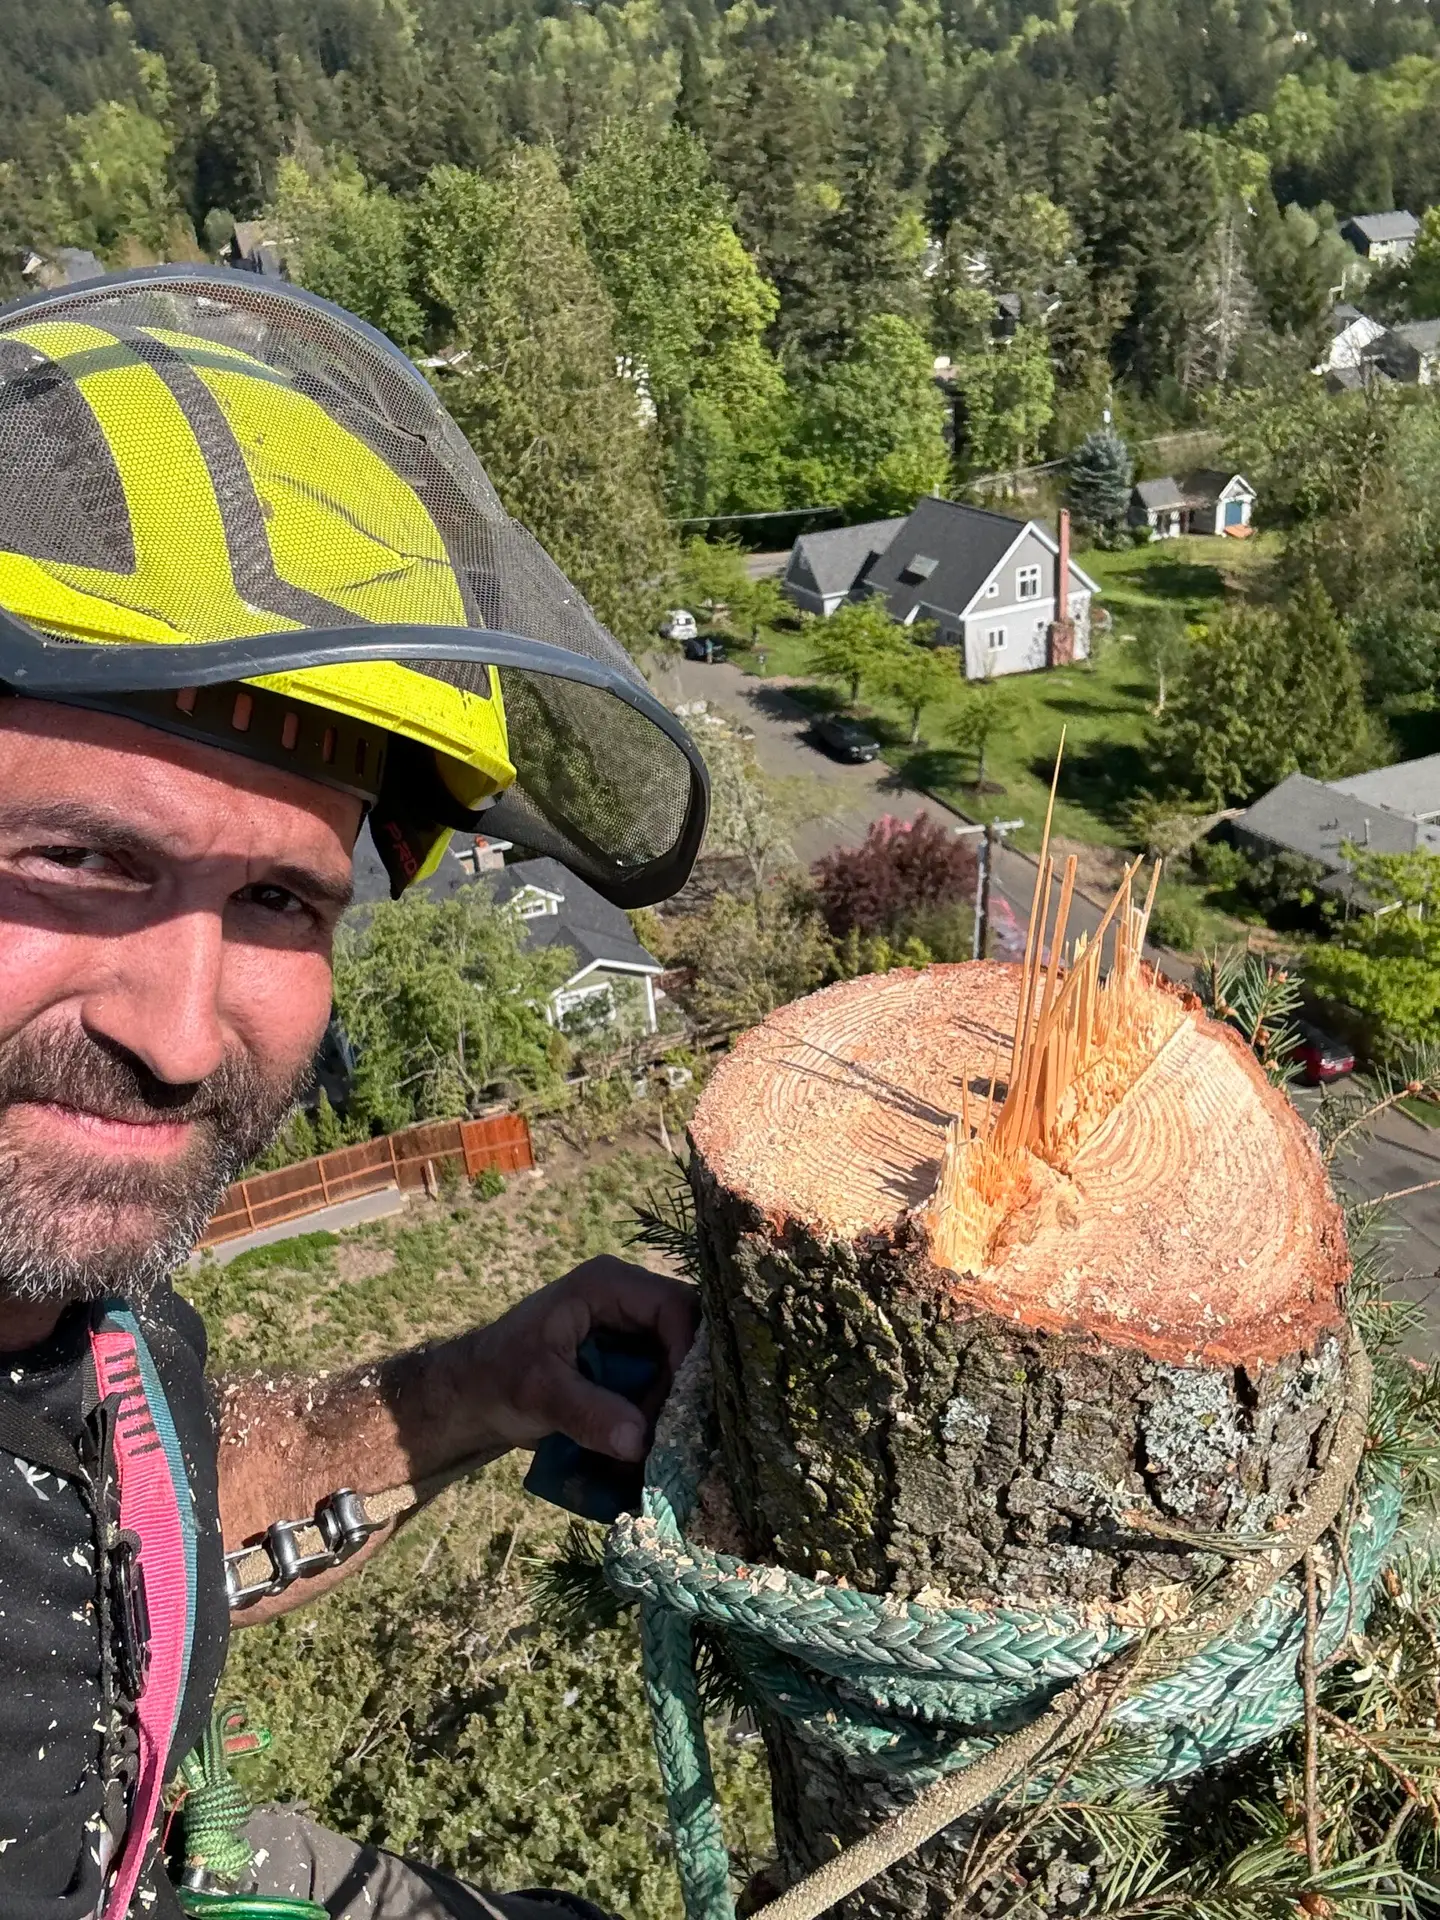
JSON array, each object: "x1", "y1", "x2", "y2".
[
  {"x1": 1232, "y1": 764, "x2": 1440, "y2": 903},
  {"x1": 784, "y1": 498, "x2": 1098, "y2": 681},
  {"x1": 1374, "y1": 318, "x2": 1440, "y2": 385},
  {"x1": 863, "y1": 498, "x2": 1098, "y2": 679},
  {"x1": 486, "y1": 857, "x2": 664, "y2": 1036},
  {"x1": 348, "y1": 843, "x2": 663, "y2": 1036},
  {"x1": 1339, "y1": 210, "x2": 1420, "y2": 261},
  {"x1": 783, "y1": 518, "x2": 906, "y2": 615},
  {"x1": 1329, "y1": 752, "x2": 1440, "y2": 823}
]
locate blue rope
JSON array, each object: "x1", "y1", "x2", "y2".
[{"x1": 606, "y1": 1337, "x2": 1398, "y2": 1920}]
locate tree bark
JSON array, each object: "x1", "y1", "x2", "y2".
[{"x1": 685, "y1": 961, "x2": 1348, "y2": 1920}]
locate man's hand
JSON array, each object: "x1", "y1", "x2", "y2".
[{"x1": 463, "y1": 1257, "x2": 699, "y2": 1462}]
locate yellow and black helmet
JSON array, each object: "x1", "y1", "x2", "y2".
[{"x1": 0, "y1": 266, "x2": 707, "y2": 903}]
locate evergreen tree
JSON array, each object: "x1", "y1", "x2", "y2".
[
  {"x1": 802, "y1": 74, "x2": 921, "y2": 359},
  {"x1": 1085, "y1": 55, "x2": 1218, "y2": 387},
  {"x1": 702, "y1": 48, "x2": 833, "y2": 349},
  {"x1": 1066, "y1": 428, "x2": 1134, "y2": 531},
  {"x1": 573, "y1": 118, "x2": 787, "y2": 516},
  {"x1": 1156, "y1": 578, "x2": 1377, "y2": 806},
  {"x1": 267, "y1": 151, "x2": 421, "y2": 347},
  {"x1": 413, "y1": 152, "x2": 673, "y2": 648}
]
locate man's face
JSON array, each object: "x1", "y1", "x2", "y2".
[{"x1": 0, "y1": 700, "x2": 362, "y2": 1304}]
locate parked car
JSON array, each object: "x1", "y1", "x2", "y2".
[
  {"x1": 812, "y1": 715, "x2": 880, "y2": 763},
  {"x1": 1290, "y1": 1021, "x2": 1356, "y2": 1085},
  {"x1": 683, "y1": 633, "x2": 726, "y2": 663},
  {"x1": 660, "y1": 609, "x2": 697, "y2": 642}
]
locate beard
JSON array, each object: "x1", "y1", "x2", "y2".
[{"x1": 0, "y1": 1023, "x2": 309, "y2": 1306}]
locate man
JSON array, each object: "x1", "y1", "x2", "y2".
[{"x1": 0, "y1": 266, "x2": 709, "y2": 1919}]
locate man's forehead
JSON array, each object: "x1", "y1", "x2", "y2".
[{"x1": 0, "y1": 698, "x2": 363, "y2": 879}]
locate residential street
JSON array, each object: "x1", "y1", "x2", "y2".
[{"x1": 655, "y1": 655, "x2": 1440, "y2": 1355}]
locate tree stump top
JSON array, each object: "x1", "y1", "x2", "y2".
[{"x1": 690, "y1": 960, "x2": 1346, "y2": 1370}]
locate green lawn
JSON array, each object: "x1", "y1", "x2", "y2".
[
  {"x1": 189, "y1": 1144, "x2": 773, "y2": 1917},
  {"x1": 743, "y1": 536, "x2": 1268, "y2": 856},
  {"x1": 1078, "y1": 531, "x2": 1277, "y2": 629}
]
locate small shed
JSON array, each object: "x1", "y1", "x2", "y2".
[{"x1": 1128, "y1": 471, "x2": 1255, "y2": 538}]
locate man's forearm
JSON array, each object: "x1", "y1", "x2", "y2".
[
  {"x1": 216, "y1": 1324, "x2": 508, "y2": 1620},
  {"x1": 213, "y1": 1257, "x2": 697, "y2": 1626}
]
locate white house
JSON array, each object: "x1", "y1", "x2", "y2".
[
  {"x1": 783, "y1": 499, "x2": 1097, "y2": 681},
  {"x1": 487, "y1": 858, "x2": 665, "y2": 1037}
]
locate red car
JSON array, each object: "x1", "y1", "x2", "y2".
[{"x1": 1291, "y1": 1021, "x2": 1356, "y2": 1085}]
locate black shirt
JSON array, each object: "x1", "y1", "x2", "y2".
[{"x1": 0, "y1": 1288, "x2": 229, "y2": 1916}]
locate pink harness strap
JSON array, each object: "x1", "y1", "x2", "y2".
[{"x1": 91, "y1": 1318, "x2": 195, "y2": 1919}]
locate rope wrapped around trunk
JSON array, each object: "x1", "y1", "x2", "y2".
[{"x1": 605, "y1": 1327, "x2": 1397, "y2": 1920}]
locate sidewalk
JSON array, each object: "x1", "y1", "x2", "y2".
[{"x1": 190, "y1": 1185, "x2": 409, "y2": 1268}]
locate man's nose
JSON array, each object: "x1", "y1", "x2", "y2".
[{"x1": 83, "y1": 909, "x2": 228, "y2": 1090}]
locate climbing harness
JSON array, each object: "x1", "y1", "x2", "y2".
[
  {"x1": 606, "y1": 1328, "x2": 1398, "y2": 1920},
  {"x1": 0, "y1": 1300, "x2": 199, "y2": 1919}
]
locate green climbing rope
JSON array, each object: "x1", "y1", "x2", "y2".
[
  {"x1": 605, "y1": 1331, "x2": 1400, "y2": 1920},
  {"x1": 174, "y1": 1706, "x2": 327, "y2": 1920}
]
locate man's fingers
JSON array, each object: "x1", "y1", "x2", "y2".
[
  {"x1": 556, "y1": 1255, "x2": 700, "y2": 1375},
  {"x1": 535, "y1": 1357, "x2": 648, "y2": 1461}
]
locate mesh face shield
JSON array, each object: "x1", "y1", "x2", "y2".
[{"x1": 0, "y1": 266, "x2": 707, "y2": 905}]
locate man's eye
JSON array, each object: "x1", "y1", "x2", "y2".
[
  {"x1": 32, "y1": 846, "x2": 115, "y2": 874},
  {"x1": 236, "y1": 882, "x2": 309, "y2": 918}
]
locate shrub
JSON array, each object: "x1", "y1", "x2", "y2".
[
  {"x1": 811, "y1": 813, "x2": 978, "y2": 940},
  {"x1": 1148, "y1": 890, "x2": 1203, "y2": 951}
]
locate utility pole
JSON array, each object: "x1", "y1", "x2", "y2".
[{"x1": 971, "y1": 817, "x2": 1024, "y2": 960}]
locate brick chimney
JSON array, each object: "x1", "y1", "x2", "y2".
[
  {"x1": 1056, "y1": 508, "x2": 1070, "y2": 624},
  {"x1": 1047, "y1": 509, "x2": 1076, "y2": 667}
]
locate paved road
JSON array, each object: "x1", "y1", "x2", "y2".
[{"x1": 656, "y1": 655, "x2": 1440, "y2": 1352}]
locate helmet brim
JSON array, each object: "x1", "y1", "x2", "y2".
[{"x1": 0, "y1": 610, "x2": 709, "y2": 908}]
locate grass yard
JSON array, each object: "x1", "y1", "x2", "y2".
[
  {"x1": 183, "y1": 1142, "x2": 772, "y2": 1916},
  {"x1": 737, "y1": 536, "x2": 1272, "y2": 860}
]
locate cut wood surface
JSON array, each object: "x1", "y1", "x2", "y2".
[
  {"x1": 690, "y1": 961, "x2": 1346, "y2": 1370},
  {"x1": 687, "y1": 954, "x2": 1349, "y2": 1613}
]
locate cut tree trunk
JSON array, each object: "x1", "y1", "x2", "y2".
[{"x1": 685, "y1": 960, "x2": 1348, "y2": 1920}]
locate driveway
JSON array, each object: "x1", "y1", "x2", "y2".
[
  {"x1": 657, "y1": 655, "x2": 1440, "y2": 1351},
  {"x1": 653, "y1": 656, "x2": 1134, "y2": 956}
]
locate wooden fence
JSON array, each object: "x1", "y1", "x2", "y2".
[{"x1": 198, "y1": 1112, "x2": 534, "y2": 1249}]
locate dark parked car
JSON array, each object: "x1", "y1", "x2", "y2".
[
  {"x1": 1290, "y1": 1021, "x2": 1356, "y2": 1085},
  {"x1": 812, "y1": 715, "x2": 880, "y2": 762},
  {"x1": 683, "y1": 633, "x2": 726, "y2": 663}
]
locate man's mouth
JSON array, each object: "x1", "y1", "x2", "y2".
[{"x1": 9, "y1": 1100, "x2": 198, "y2": 1159}]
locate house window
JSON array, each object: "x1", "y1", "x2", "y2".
[
  {"x1": 1016, "y1": 564, "x2": 1042, "y2": 600},
  {"x1": 555, "y1": 979, "x2": 616, "y2": 1028},
  {"x1": 515, "y1": 889, "x2": 559, "y2": 919},
  {"x1": 982, "y1": 579, "x2": 999, "y2": 598},
  {"x1": 985, "y1": 627, "x2": 1007, "y2": 652}
]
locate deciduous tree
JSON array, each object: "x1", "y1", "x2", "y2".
[
  {"x1": 1304, "y1": 850, "x2": 1440, "y2": 1059},
  {"x1": 268, "y1": 150, "x2": 421, "y2": 346},
  {"x1": 332, "y1": 885, "x2": 572, "y2": 1131},
  {"x1": 805, "y1": 598, "x2": 905, "y2": 706},
  {"x1": 788, "y1": 314, "x2": 949, "y2": 517},
  {"x1": 875, "y1": 633, "x2": 958, "y2": 743},
  {"x1": 811, "y1": 811, "x2": 977, "y2": 938}
]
